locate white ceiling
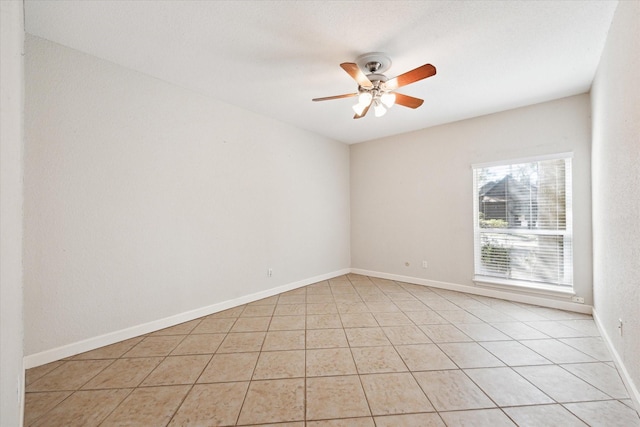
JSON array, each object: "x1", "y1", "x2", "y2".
[{"x1": 24, "y1": 1, "x2": 618, "y2": 144}]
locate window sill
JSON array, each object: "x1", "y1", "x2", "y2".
[{"x1": 473, "y1": 275, "x2": 575, "y2": 298}]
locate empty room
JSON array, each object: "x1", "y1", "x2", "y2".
[{"x1": 1, "y1": 0, "x2": 639, "y2": 426}]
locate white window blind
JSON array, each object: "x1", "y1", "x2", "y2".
[{"x1": 473, "y1": 154, "x2": 573, "y2": 288}]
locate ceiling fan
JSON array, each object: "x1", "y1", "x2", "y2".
[{"x1": 312, "y1": 52, "x2": 436, "y2": 119}]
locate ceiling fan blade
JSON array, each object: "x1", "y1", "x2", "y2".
[
  {"x1": 312, "y1": 93, "x2": 358, "y2": 102},
  {"x1": 353, "y1": 100, "x2": 373, "y2": 119},
  {"x1": 386, "y1": 64, "x2": 436, "y2": 91},
  {"x1": 341, "y1": 62, "x2": 374, "y2": 88},
  {"x1": 394, "y1": 93, "x2": 424, "y2": 109}
]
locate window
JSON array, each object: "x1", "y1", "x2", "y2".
[{"x1": 472, "y1": 154, "x2": 573, "y2": 291}]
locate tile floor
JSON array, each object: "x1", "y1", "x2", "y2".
[{"x1": 24, "y1": 274, "x2": 640, "y2": 426}]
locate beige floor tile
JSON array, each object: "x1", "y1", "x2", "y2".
[
  {"x1": 23, "y1": 391, "x2": 72, "y2": 426},
  {"x1": 489, "y1": 321, "x2": 550, "y2": 340},
  {"x1": 345, "y1": 327, "x2": 391, "y2": 347},
  {"x1": 360, "y1": 372, "x2": 433, "y2": 415},
  {"x1": 390, "y1": 300, "x2": 429, "y2": 311},
  {"x1": 252, "y1": 423, "x2": 304, "y2": 427},
  {"x1": 237, "y1": 378, "x2": 305, "y2": 424},
  {"x1": 406, "y1": 310, "x2": 448, "y2": 325},
  {"x1": 559, "y1": 319, "x2": 601, "y2": 336},
  {"x1": 503, "y1": 404, "x2": 588, "y2": 426},
  {"x1": 374, "y1": 413, "x2": 445, "y2": 426},
  {"x1": 420, "y1": 324, "x2": 472, "y2": 343},
  {"x1": 340, "y1": 312, "x2": 379, "y2": 328},
  {"x1": 366, "y1": 302, "x2": 401, "y2": 312},
  {"x1": 334, "y1": 293, "x2": 365, "y2": 303},
  {"x1": 422, "y1": 300, "x2": 460, "y2": 311},
  {"x1": 307, "y1": 314, "x2": 343, "y2": 329},
  {"x1": 141, "y1": 355, "x2": 210, "y2": 386},
  {"x1": 351, "y1": 346, "x2": 408, "y2": 374},
  {"x1": 382, "y1": 325, "x2": 431, "y2": 345},
  {"x1": 306, "y1": 302, "x2": 338, "y2": 314},
  {"x1": 27, "y1": 360, "x2": 113, "y2": 392},
  {"x1": 454, "y1": 323, "x2": 511, "y2": 341},
  {"x1": 206, "y1": 305, "x2": 245, "y2": 318},
  {"x1": 306, "y1": 329, "x2": 348, "y2": 348},
  {"x1": 252, "y1": 350, "x2": 305, "y2": 379},
  {"x1": 521, "y1": 339, "x2": 597, "y2": 363},
  {"x1": 561, "y1": 362, "x2": 629, "y2": 399},
  {"x1": 230, "y1": 316, "x2": 271, "y2": 332},
  {"x1": 525, "y1": 320, "x2": 588, "y2": 338},
  {"x1": 25, "y1": 361, "x2": 66, "y2": 386},
  {"x1": 337, "y1": 302, "x2": 370, "y2": 313},
  {"x1": 560, "y1": 337, "x2": 612, "y2": 361},
  {"x1": 240, "y1": 304, "x2": 275, "y2": 317},
  {"x1": 169, "y1": 382, "x2": 249, "y2": 426},
  {"x1": 465, "y1": 367, "x2": 554, "y2": 406},
  {"x1": 274, "y1": 304, "x2": 306, "y2": 316},
  {"x1": 217, "y1": 332, "x2": 265, "y2": 353},
  {"x1": 479, "y1": 340, "x2": 552, "y2": 366},
  {"x1": 438, "y1": 342, "x2": 505, "y2": 368},
  {"x1": 514, "y1": 365, "x2": 610, "y2": 402},
  {"x1": 564, "y1": 400, "x2": 640, "y2": 427},
  {"x1": 306, "y1": 375, "x2": 371, "y2": 420},
  {"x1": 101, "y1": 385, "x2": 189, "y2": 426},
  {"x1": 24, "y1": 278, "x2": 637, "y2": 426},
  {"x1": 437, "y1": 310, "x2": 483, "y2": 324},
  {"x1": 395, "y1": 344, "x2": 457, "y2": 371},
  {"x1": 360, "y1": 294, "x2": 391, "y2": 303},
  {"x1": 386, "y1": 292, "x2": 418, "y2": 302},
  {"x1": 269, "y1": 315, "x2": 305, "y2": 330},
  {"x1": 307, "y1": 418, "x2": 375, "y2": 426},
  {"x1": 197, "y1": 352, "x2": 259, "y2": 383},
  {"x1": 467, "y1": 308, "x2": 517, "y2": 323},
  {"x1": 248, "y1": 295, "x2": 279, "y2": 306},
  {"x1": 170, "y1": 333, "x2": 224, "y2": 355},
  {"x1": 149, "y1": 319, "x2": 201, "y2": 336},
  {"x1": 262, "y1": 330, "x2": 305, "y2": 351},
  {"x1": 122, "y1": 336, "x2": 185, "y2": 357},
  {"x1": 330, "y1": 283, "x2": 355, "y2": 292},
  {"x1": 282, "y1": 288, "x2": 306, "y2": 296},
  {"x1": 439, "y1": 408, "x2": 517, "y2": 426},
  {"x1": 30, "y1": 389, "x2": 130, "y2": 427},
  {"x1": 305, "y1": 294, "x2": 336, "y2": 304},
  {"x1": 372, "y1": 312, "x2": 413, "y2": 326},
  {"x1": 191, "y1": 317, "x2": 235, "y2": 334},
  {"x1": 82, "y1": 357, "x2": 162, "y2": 389},
  {"x1": 306, "y1": 348, "x2": 357, "y2": 377},
  {"x1": 413, "y1": 370, "x2": 495, "y2": 411},
  {"x1": 278, "y1": 294, "x2": 306, "y2": 304},
  {"x1": 71, "y1": 337, "x2": 144, "y2": 360}
]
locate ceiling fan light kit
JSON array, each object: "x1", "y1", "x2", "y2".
[{"x1": 313, "y1": 52, "x2": 436, "y2": 119}]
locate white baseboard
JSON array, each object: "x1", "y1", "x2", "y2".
[
  {"x1": 592, "y1": 308, "x2": 640, "y2": 414},
  {"x1": 23, "y1": 268, "x2": 350, "y2": 369},
  {"x1": 350, "y1": 268, "x2": 593, "y2": 314}
]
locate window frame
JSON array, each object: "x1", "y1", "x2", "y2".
[{"x1": 472, "y1": 152, "x2": 574, "y2": 294}]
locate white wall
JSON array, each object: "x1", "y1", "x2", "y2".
[
  {"x1": 0, "y1": 1, "x2": 25, "y2": 425},
  {"x1": 351, "y1": 94, "x2": 592, "y2": 306},
  {"x1": 591, "y1": 0, "x2": 640, "y2": 408},
  {"x1": 24, "y1": 35, "x2": 350, "y2": 360}
]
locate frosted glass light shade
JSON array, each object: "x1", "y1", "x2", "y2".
[
  {"x1": 358, "y1": 92, "x2": 373, "y2": 104},
  {"x1": 374, "y1": 102, "x2": 387, "y2": 117},
  {"x1": 353, "y1": 102, "x2": 368, "y2": 115},
  {"x1": 380, "y1": 92, "x2": 396, "y2": 108}
]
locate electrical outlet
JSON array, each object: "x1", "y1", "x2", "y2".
[
  {"x1": 618, "y1": 318, "x2": 623, "y2": 336},
  {"x1": 571, "y1": 296, "x2": 584, "y2": 304},
  {"x1": 268, "y1": 268, "x2": 273, "y2": 277},
  {"x1": 422, "y1": 261, "x2": 428, "y2": 268}
]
